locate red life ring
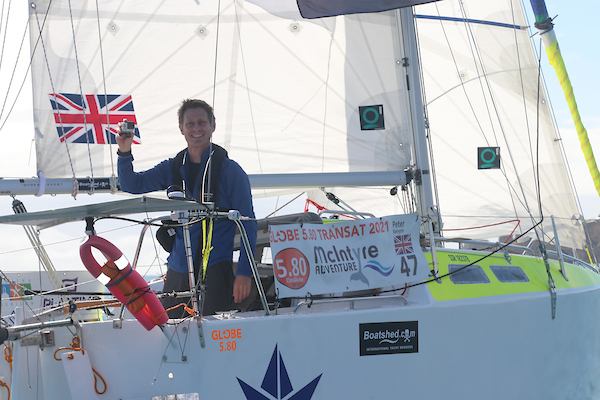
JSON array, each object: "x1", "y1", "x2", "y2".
[{"x1": 80, "y1": 235, "x2": 168, "y2": 330}]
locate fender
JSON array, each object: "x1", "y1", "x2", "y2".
[{"x1": 80, "y1": 235, "x2": 168, "y2": 330}]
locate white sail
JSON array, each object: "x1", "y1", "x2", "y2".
[
  {"x1": 304, "y1": 0, "x2": 587, "y2": 252},
  {"x1": 31, "y1": 0, "x2": 414, "y2": 194},
  {"x1": 29, "y1": 0, "x2": 588, "y2": 250},
  {"x1": 414, "y1": 0, "x2": 585, "y2": 250}
]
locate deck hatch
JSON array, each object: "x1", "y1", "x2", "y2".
[
  {"x1": 448, "y1": 264, "x2": 490, "y2": 284},
  {"x1": 490, "y1": 265, "x2": 529, "y2": 283}
]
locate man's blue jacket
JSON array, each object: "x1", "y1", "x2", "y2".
[{"x1": 117, "y1": 147, "x2": 257, "y2": 277}]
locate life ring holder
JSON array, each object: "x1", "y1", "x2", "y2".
[{"x1": 80, "y1": 235, "x2": 168, "y2": 330}]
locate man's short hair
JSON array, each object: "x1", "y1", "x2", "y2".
[{"x1": 178, "y1": 99, "x2": 215, "y2": 126}]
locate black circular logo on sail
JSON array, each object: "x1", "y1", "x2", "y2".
[
  {"x1": 359, "y1": 105, "x2": 385, "y2": 130},
  {"x1": 477, "y1": 147, "x2": 500, "y2": 169}
]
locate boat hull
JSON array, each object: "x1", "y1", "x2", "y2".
[{"x1": 4, "y1": 281, "x2": 600, "y2": 400}]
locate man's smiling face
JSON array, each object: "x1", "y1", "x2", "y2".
[{"x1": 180, "y1": 107, "x2": 215, "y2": 153}]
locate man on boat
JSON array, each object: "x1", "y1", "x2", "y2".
[{"x1": 116, "y1": 99, "x2": 257, "y2": 318}]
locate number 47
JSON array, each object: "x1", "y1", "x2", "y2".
[{"x1": 400, "y1": 255, "x2": 417, "y2": 276}]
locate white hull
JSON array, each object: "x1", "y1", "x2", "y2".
[{"x1": 3, "y1": 279, "x2": 600, "y2": 399}]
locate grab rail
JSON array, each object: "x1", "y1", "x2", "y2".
[{"x1": 293, "y1": 294, "x2": 408, "y2": 313}]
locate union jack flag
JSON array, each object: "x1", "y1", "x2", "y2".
[
  {"x1": 49, "y1": 93, "x2": 141, "y2": 144},
  {"x1": 394, "y1": 234, "x2": 413, "y2": 255}
]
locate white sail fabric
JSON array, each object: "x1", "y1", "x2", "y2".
[
  {"x1": 29, "y1": 0, "x2": 586, "y2": 250},
  {"x1": 30, "y1": 0, "x2": 413, "y2": 193},
  {"x1": 414, "y1": 0, "x2": 584, "y2": 249},
  {"x1": 305, "y1": 0, "x2": 586, "y2": 251}
]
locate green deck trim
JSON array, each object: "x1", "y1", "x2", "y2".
[{"x1": 426, "y1": 249, "x2": 600, "y2": 301}]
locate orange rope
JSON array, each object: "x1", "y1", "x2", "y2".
[
  {"x1": 92, "y1": 368, "x2": 107, "y2": 395},
  {"x1": 1, "y1": 345, "x2": 13, "y2": 399},
  {"x1": 53, "y1": 336, "x2": 84, "y2": 360},
  {"x1": 0, "y1": 379, "x2": 10, "y2": 400},
  {"x1": 159, "y1": 302, "x2": 196, "y2": 320},
  {"x1": 53, "y1": 336, "x2": 107, "y2": 395},
  {"x1": 102, "y1": 260, "x2": 146, "y2": 313},
  {"x1": 146, "y1": 294, "x2": 197, "y2": 323},
  {"x1": 4, "y1": 345, "x2": 13, "y2": 372}
]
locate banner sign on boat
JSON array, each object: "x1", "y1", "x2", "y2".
[{"x1": 270, "y1": 213, "x2": 428, "y2": 297}]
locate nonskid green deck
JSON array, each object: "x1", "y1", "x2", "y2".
[{"x1": 425, "y1": 249, "x2": 600, "y2": 301}]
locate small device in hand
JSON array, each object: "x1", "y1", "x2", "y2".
[{"x1": 120, "y1": 121, "x2": 135, "y2": 137}]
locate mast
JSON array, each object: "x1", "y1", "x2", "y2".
[
  {"x1": 399, "y1": 7, "x2": 440, "y2": 234},
  {"x1": 529, "y1": 0, "x2": 600, "y2": 198}
]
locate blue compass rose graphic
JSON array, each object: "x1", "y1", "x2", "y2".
[{"x1": 237, "y1": 344, "x2": 322, "y2": 400}]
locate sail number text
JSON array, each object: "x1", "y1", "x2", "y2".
[
  {"x1": 212, "y1": 328, "x2": 241, "y2": 352},
  {"x1": 274, "y1": 248, "x2": 310, "y2": 289},
  {"x1": 400, "y1": 255, "x2": 418, "y2": 276}
]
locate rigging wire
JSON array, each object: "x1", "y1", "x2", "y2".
[
  {"x1": 0, "y1": 0, "x2": 11, "y2": 79},
  {"x1": 533, "y1": 39, "x2": 546, "y2": 241},
  {"x1": 203, "y1": 0, "x2": 223, "y2": 207},
  {"x1": 520, "y1": 1, "x2": 596, "y2": 264},
  {"x1": 0, "y1": 1, "x2": 30, "y2": 130},
  {"x1": 232, "y1": 0, "x2": 263, "y2": 174},
  {"x1": 457, "y1": 0, "x2": 539, "y2": 234},
  {"x1": 211, "y1": 0, "x2": 221, "y2": 111},
  {"x1": 139, "y1": 208, "x2": 169, "y2": 279},
  {"x1": 0, "y1": 209, "x2": 178, "y2": 323},
  {"x1": 511, "y1": 0, "x2": 538, "y2": 188},
  {"x1": 412, "y1": 14, "x2": 441, "y2": 216},
  {"x1": 32, "y1": 1, "x2": 79, "y2": 197},
  {"x1": 522, "y1": 5, "x2": 586, "y2": 220},
  {"x1": 431, "y1": 2, "x2": 490, "y2": 147},
  {"x1": 95, "y1": 0, "x2": 117, "y2": 190},
  {"x1": 11, "y1": 198, "x2": 71, "y2": 319},
  {"x1": 319, "y1": 15, "x2": 334, "y2": 172},
  {"x1": 265, "y1": 192, "x2": 305, "y2": 219},
  {"x1": 457, "y1": 1, "x2": 503, "y2": 147},
  {"x1": 426, "y1": 1, "x2": 544, "y2": 240},
  {"x1": 67, "y1": 0, "x2": 94, "y2": 195}
]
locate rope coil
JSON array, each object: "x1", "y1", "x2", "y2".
[{"x1": 53, "y1": 336, "x2": 107, "y2": 395}]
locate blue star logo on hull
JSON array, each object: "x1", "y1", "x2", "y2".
[{"x1": 237, "y1": 344, "x2": 322, "y2": 399}]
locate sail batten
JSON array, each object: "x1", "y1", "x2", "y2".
[{"x1": 415, "y1": 14, "x2": 527, "y2": 30}]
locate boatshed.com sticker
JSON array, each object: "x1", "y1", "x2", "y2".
[{"x1": 359, "y1": 321, "x2": 418, "y2": 356}]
